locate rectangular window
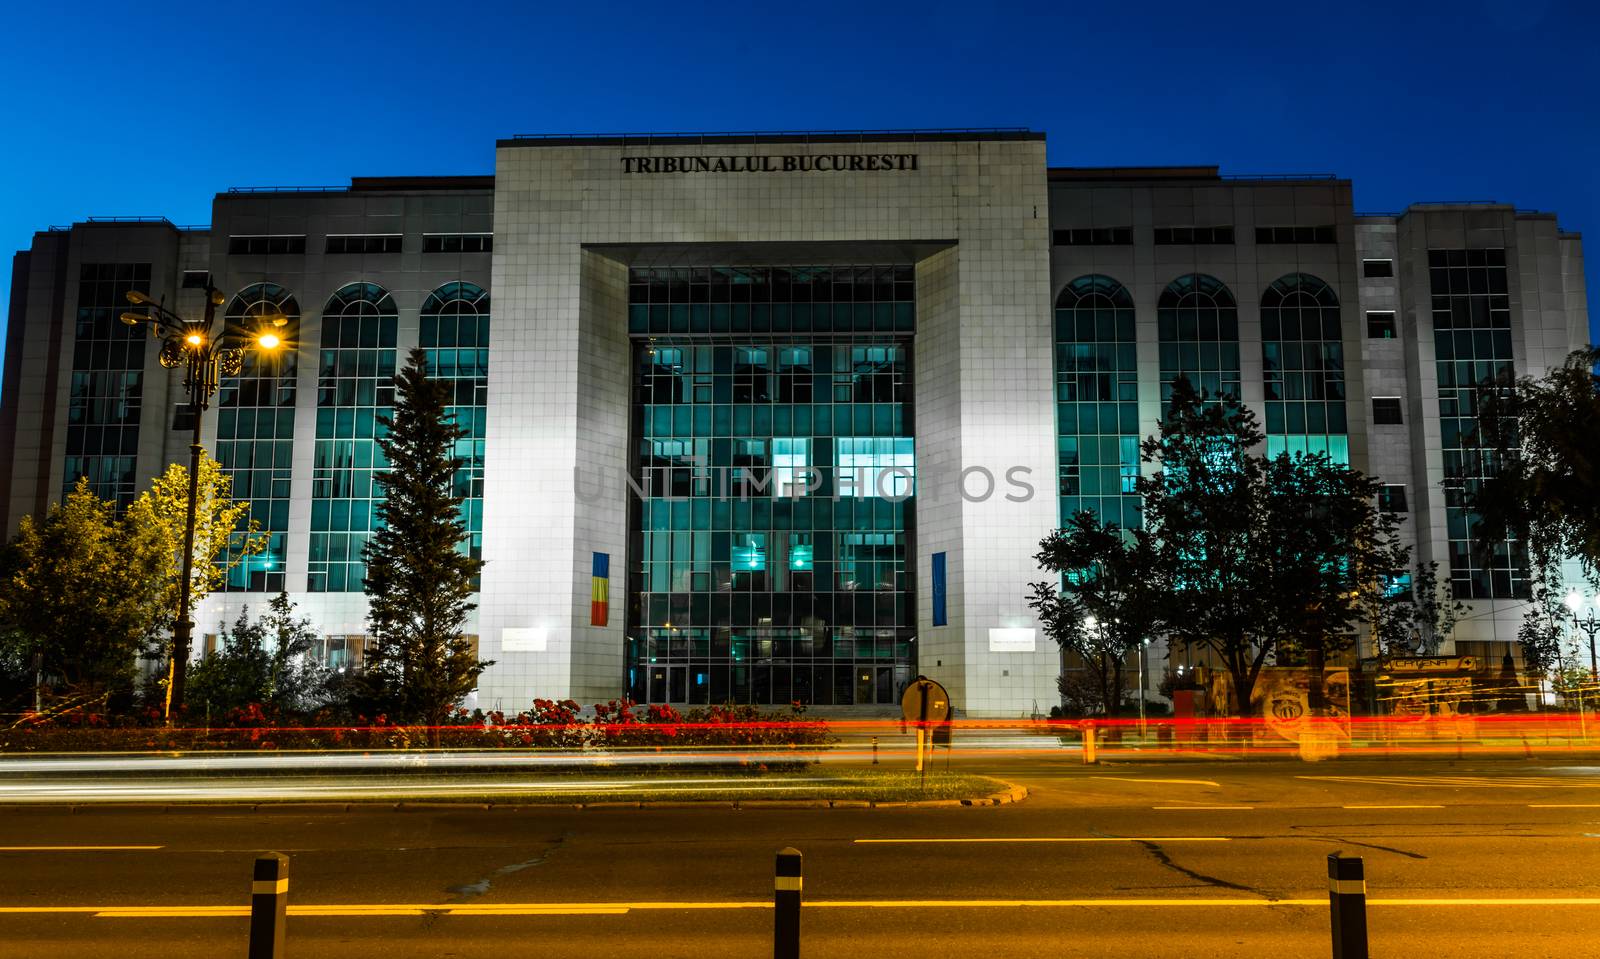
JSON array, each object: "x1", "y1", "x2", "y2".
[
  {"x1": 1366, "y1": 311, "x2": 1397, "y2": 339},
  {"x1": 1372, "y1": 397, "x2": 1404, "y2": 425},
  {"x1": 837, "y1": 437, "x2": 914, "y2": 498},
  {"x1": 325, "y1": 234, "x2": 402, "y2": 254},
  {"x1": 423, "y1": 233, "x2": 494, "y2": 253},
  {"x1": 1430, "y1": 247, "x2": 1522, "y2": 599},
  {"x1": 1255, "y1": 225, "x2": 1337, "y2": 244},
  {"x1": 1154, "y1": 226, "x2": 1234, "y2": 245},
  {"x1": 625, "y1": 267, "x2": 915, "y2": 706},
  {"x1": 64, "y1": 262, "x2": 151, "y2": 508},
  {"x1": 181, "y1": 270, "x2": 211, "y2": 289},
  {"x1": 172, "y1": 402, "x2": 197, "y2": 433},
  {"x1": 1052, "y1": 227, "x2": 1133, "y2": 246},
  {"x1": 1378, "y1": 484, "x2": 1408, "y2": 513},
  {"x1": 227, "y1": 235, "x2": 306, "y2": 255},
  {"x1": 772, "y1": 437, "x2": 811, "y2": 497},
  {"x1": 1362, "y1": 258, "x2": 1395, "y2": 278}
]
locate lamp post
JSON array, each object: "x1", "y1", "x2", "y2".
[
  {"x1": 120, "y1": 287, "x2": 284, "y2": 723},
  {"x1": 1137, "y1": 637, "x2": 1151, "y2": 737},
  {"x1": 1566, "y1": 591, "x2": 1600, "y2": 677}
]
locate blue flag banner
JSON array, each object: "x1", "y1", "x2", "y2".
[{"x1": 931, "y1": 551, "x2": 947, "y2": 626}]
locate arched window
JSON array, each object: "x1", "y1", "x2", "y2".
[
  {"x1": 1260, "y1": 273, "x2": 1348, "y2": 463},
  {"x1": 309, "y1": 282, "x2": 398, "y2": 592},
  {"x1": 1157, "y1": 273, "x2": 1239, "y2": 410},
  {"x1": 218, "y1": 283, "x2": 301, "y2": 592},
  {"x1": 1054, "y1": 275, "x2": 1140, "y2": 529},
  {"x1": 421, "y1": 282, "x2": 490, "y2": 567},
  {"x1": 322, "y1": 281, "x2": 397, "y2": 321}
]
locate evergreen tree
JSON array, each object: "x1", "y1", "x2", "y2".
[{"x1": 361, "y1": 348, "x2": 489, "y2": 728}]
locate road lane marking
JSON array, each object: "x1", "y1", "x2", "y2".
[
  {"x1": 1300, "y1": 775, "x2": 1600, "y2": 789},
  {"x1": 1529, "y1": 804, "x2": 1600, "y2": 808},
  {"x1": 17, "y1": 897, "x2": 1600, "y2": 918},
  {"x1": 0, "y1": 845, "x2": 163, "y2": 851},
  {"x1": 1341, "y1": 805, "x2": 1445, "y2": 810},
  {"x1": 1098, "y1": 777, "x2": 1222, "y2": 787},
  {"x1": 854, "y1": 837, "x2": 1232, "y2": 844},
  {"x1": 1152, "y1": 806, "x2": 1253, "y2": 810}
]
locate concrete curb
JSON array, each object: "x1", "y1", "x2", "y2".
[{"x1": 0, "y1": 782, "x2": 1028, "y2": 814}]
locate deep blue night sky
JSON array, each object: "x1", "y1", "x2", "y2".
[{"x1": 2, "y1": 0, "x2": 1595, "y2": 353}]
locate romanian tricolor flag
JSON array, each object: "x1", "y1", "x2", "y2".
[{"x1": 590, "y1": 552, "x2": 610, "y2": 626}]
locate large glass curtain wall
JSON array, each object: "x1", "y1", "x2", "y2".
[
  {"x1": 65, "y1": 263, "x2": 150, "y2": 508},
  {"x1": 626, "y1": 266, "x2": 916, "y2": 706},
  {"x1": 218, "y1": 283, "x2": 299, "y2": 590},
  {"x1": 420, "y1": 282, "x2": 489, "y2": 569},
  {"x1": 1431, "y1": 249, "x2": 1527, "y2": 599},
  {"x1": 1158, "y1": 273, "x2": 1240, "y2": 413},
  {"x1": 1260, "y1": 273, "x2": 1349, "y2": 464},
  {"x1": 1053, "y1": 275, "x2": 1140, "y2": 530},
  {"x1": 309, "y1": 283, "x2": 397, "y2": 592}
]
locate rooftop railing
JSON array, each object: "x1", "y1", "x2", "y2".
[
  {"x1": 226, "y1": 186, "x2": 347, "y2": 193},
  {"x1": 509, "y1": 128, "x2": 1036, "y2": 142}
]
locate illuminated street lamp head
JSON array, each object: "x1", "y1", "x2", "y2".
[
  {"x1": 185, "y1": 333, "x2": 204, "y2": 347},
  {"x1": 1567, "y1": 591, "x2": 1585, "y2": 614},
  {"x1": 256, "y1": 332, "x2": 282, "y2": 350}
]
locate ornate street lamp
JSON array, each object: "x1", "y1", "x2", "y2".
[
  {"x1": 120, "y1": 287, "x2": 285, "y2": 723},
  {"x1": 1565, "y1": 590, "x2": 1600, "y2": 677}
]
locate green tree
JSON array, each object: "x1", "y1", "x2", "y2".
[
  {"x1": 1473, "y1": 346, "x2": 1600, "y2": 578},
  {"x1": 1138, "y1": 379, "x2": 1412, "y2": 714},
  {"x1": 1371, "y1": 560, "x2": 1464, "y2": 657},
  {"x1": 361, "y1": 348, "x2": 489, "y2": 729},
  {"x1": 1517, "y1": 580, "x2": 1570, "y2": 695},
  {"x1": 187, "y1": 608, "x2": 271, "y2": 716},
  {"x1": 124, "y1": 454, "x2": 266, "y2": 636},
  {"x1": 189, "y1": 592, "x2": 323, "y2": 715},
  {"x1": 1253, "y1": 449, "x2": 1413, "y2": 712},
  {"x1": 0, "y1": 480, "x2": 168, "y2": 704},
  {"x1": 1029, "y1": 510, "x2": 1166, "y2": 715}
]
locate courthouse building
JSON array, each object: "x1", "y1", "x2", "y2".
[{"x1": 1, "y1": 130, "x2": 1590, "y2": 715}]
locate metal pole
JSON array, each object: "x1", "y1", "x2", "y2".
[
  {"x1": 773, "y1": 847, "x2": 802, "y2": 959},
  {"x1": 249, "y1": 853, "x2": 289, "y2": 959},
  {"x1": 166, "y1": 358, "x2": 206, "y2": 723},
  {"x1": 165, "y1": 292, "x2": 220, "y2": 723},
  {"x1": 1326, "y1": 853, "x2": 1368, "y2": 959},
  {"x1": 1138, "y1": 640, "x2": 1147, "y2": 738},
  {"x1": 1584, "y1": 617, "x2": 1598, "y2": 678}
]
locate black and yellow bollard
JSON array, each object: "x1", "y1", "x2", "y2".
[
  {"x1": 249, "y1": 853, "x2": 289, "y2": 959},
  {"x1": 774, "y1": 846, "x2": 802, "y2": 959},
  {"x1": 1327, "y1": 853, "x2": 1368, "y2": 959}
]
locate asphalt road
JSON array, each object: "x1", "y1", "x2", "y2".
[{"x1": 5, "y1": 758, "x2": 1600, "y2": 957}]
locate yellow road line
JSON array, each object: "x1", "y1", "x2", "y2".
[
  {"x1": 0, "y1": 845, "x2": 163, "y2": 851},
  {"x1": 1152, "y1": 806, "x2": 1253, "y2": 811},
  {"x1": 1098, "y1": 777, "x2": 1222, "y2": 787},
  {"x1": 1341, "y1": 805, "x2": 1445, "y2": 810},
  {"x1": 854, "y1": 837, "x2": 1231, "y2": 844},
  {"x1": 15, "y1": 897, "x2": 1600, "y2": 918},
  {"x1": 1529, "y1": 804, "x2": 1600, "y2": 808}
]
